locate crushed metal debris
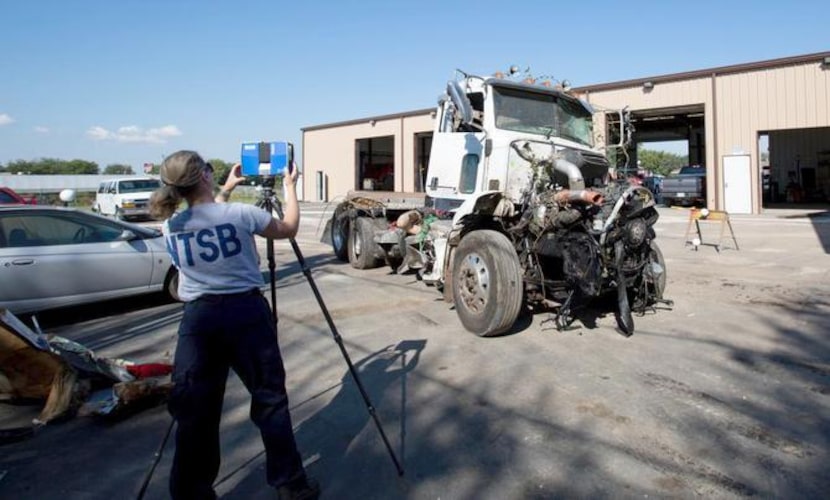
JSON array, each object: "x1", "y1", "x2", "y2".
[{"x1": 1, "y1": 308, "x2": 172, "y2": 443}]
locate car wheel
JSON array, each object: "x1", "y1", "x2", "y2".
[
  {"x1": 452, "y1": 230, "x2": 523, "y2": 337},
  {"x1": 164, "y1": 269, "x2": 180, "y2": 302}
]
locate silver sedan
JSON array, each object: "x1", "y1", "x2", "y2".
[{"x1": 0, "y1": 206, "x2": 179, "y2": 314}]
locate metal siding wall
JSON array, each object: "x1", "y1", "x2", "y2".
[
  {"x1": 590, "y1": 61, "x2": 829, "y2": 212},
  {"x1": 302, "y1": 115, "x2": 433, "y2": 201},
  {"x1": 717, "y1": 63, "x2": 830, "y2": 211},
  {"x1": 303, "y1": 59, "x2": 829, "y2": 211}
]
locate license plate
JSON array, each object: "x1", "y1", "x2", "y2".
[{"x1": 677, "y1": 192, "x2": 686, "y2": 197}]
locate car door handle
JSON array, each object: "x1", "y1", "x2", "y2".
[{"x1": 11, "y1": 259, "x2": 35, "y2": 266}]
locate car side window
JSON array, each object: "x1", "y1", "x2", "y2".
[{"x1": 1, "y1": 214, "x2": 124, "y2": 247}]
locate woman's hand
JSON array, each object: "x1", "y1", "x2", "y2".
[
  {"x1": 283, "y1": 162, "x2": 298, "y2": 189},
  {"x1": 224, "y1": 163, "x2": 246, "y2": 190}
]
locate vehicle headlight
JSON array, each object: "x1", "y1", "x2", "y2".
[{"x1": 624, "y1": 218, "x2": 647, "y2": 248}]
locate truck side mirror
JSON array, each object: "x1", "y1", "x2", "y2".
[{"x1": 446, "y1": 80, "x2": 473, "y2": 126}]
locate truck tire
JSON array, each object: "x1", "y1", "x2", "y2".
[
  {"x1": 452, "y1": 230, "x2": 523, "y2": 337},
  {"x1": 331, "y1": 209, "x2": 350, "y2": 262},
  {"x1": 348, "y1": 217, "x2": 382, "y2": 269}
]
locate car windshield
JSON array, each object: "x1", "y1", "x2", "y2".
[
  {"x1": 119, "y1": 179, "x2": 161, "y2": 193},
  {"x1": 493, "y1": 86, "x2": 594, "y2": 147}
]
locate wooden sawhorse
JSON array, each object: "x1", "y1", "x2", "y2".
[{"x1": 684, "y1": 208, "x2": 739, "y2": 252}]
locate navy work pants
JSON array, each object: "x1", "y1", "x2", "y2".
[{"x1": 168, "y1": 290, "x2": 304, "y2": 499}]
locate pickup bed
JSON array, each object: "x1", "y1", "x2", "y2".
[{"x1": 661, "y1": 166, "x2": 706, "y2": 207}]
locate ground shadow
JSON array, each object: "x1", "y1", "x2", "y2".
[{"x1": 221, "y1": 340, "x2": 426, "y2": 498}]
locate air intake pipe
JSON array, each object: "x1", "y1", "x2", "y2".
[
  {"x1": 553, "y1": 157, "x2": 585, "y2": 191},
  {"x1": 511, "y1": 141, "x2": 586, "y2": 191}
]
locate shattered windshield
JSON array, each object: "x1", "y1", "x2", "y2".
[{"x1": 493, "y1": 86, "x2": 593, "y2": 147}]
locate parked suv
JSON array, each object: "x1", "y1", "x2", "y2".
[{"x1": 92, "y1": 177, "x2": 161, "y2": 221}]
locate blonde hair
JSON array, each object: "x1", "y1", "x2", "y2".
[
  {"x1": 149, "y1": 150, "x2": 205, "y2": 220},
  {"x1": 149, "y1": 185, "x2": 183, "y2": 220}
]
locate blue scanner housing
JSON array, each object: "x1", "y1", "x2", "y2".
[{"x1": 241, "y1": 141, "x2": 291, "y2": 176}]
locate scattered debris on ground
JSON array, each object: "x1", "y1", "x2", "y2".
[{"x1": 0, "y1": 308, "x2": 172, "y2": 444}]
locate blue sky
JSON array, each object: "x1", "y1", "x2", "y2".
[{"x1": 0, "y1": 0, "x2": 826, "y2": 171}]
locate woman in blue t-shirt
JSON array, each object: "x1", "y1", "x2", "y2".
[{"x1": 149, "y1": 150, "x2": 318, "y2": 500}]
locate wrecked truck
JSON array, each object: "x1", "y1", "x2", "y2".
[{"x1": 326, "y1": 68, "x2": 669, "y2": 337}]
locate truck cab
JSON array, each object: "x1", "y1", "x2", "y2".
[{"x1": 425, "y1": 73, "x2": 610, "y2": 214}]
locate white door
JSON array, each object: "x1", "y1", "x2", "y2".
[{"x1": 723, "y1": 155, "x2": 752, "y2": 214}]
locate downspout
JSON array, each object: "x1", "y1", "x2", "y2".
[
  {"x1": 711, "y1": 72, "x2": 719, "y2": 210},
  {"x1": 400, "y1": 116, "x2": 405, "y2": 192}
]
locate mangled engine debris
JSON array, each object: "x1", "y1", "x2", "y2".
[
  {"x1": 0, "y1": 309, "x2": 172, "y2": 440},
  {"x1": 387, "y1": 141, "x2": 670, "y2": 337}
]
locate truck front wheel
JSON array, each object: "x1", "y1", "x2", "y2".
[{"x1": 452, "y1": 230, "x2": 523, "y2": 337}]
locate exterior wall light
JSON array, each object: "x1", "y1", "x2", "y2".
[
  {"x1": 822, "y1": 55, "x2": 830, "y2": 68},
  {"x1": 643, "y1": 81, "x2": 655, "y2": 91}
]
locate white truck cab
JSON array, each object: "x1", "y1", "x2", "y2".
[
  {"x1": 93, "y1": 177, "x2": 161, "y2": 221},
  {"x1": 425, "y1": 73, "x2": 607, "y2": 213}
]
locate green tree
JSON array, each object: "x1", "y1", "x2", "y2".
[
  {"x1": 207, "y1": 159, "x2": 234, "y2": 186},
  {"x1": 1, "y1": 158, "x2": 99, "y2": 174},
  {"x1": 2, "y1": 160, "x2": 35, "y2": 174},
  {"x1": 637, "y1": 147, "x2": 687, "y2": 176},
  {"x1": 64, "y1": 159, "x2": 99, "y2": 174},
  {"x1": 104, "y1": 163, "x2": 135, "y2": 175}
]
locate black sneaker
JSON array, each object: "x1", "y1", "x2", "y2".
[{"x1": 276, "y1": 476, "x2": 320, "y2": 500}]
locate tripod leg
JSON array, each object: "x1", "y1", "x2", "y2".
[
  {"x1": 272, "y1": 197, "x2": 404, "y2": 476},
  {"x1": 255, "y1": 196, "x2": 279, "y2": 325}
]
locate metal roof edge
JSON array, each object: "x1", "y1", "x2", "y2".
[
  {"x1": 573, "y1": 51, "x2": 830, "y2": 93},
  {"x1": 301, "y1": 107, "x2": 434, "y2": 132}
]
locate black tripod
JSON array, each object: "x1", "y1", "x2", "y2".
[{"x1": 254, "y1": 177, "x2": 404, "y2": 476}]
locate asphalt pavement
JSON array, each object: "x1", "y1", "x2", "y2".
[{"x1": 1, "y1": 203, "x2": 829, "y2": 499}]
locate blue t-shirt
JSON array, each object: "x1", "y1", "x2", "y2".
[{"x1": 162, "y1": 203, "x2": 273, "y2": 301}]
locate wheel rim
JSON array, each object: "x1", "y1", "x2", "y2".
[{"x1": 456, "y1": 252, "x2": 489, "y2": 313}]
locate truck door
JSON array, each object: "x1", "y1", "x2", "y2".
[{"x1": 426, "y1": 101, "x2": 485, "y2": 205}]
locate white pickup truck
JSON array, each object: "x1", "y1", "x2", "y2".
[{"x1": 93, "y1": 177, "x2": 161, "y2": 221}]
